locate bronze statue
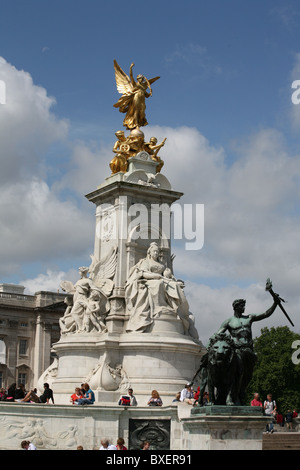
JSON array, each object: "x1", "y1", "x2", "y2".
[
  {"x1": 113, "y1": 60, "x2": 160, "y2": 130},
  {"x1": 194, "y1": 280, "x2": 290, "y2": 406}
]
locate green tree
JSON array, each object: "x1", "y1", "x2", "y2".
[{"x1": 247, "y1": 326, "x2": 300, "y2": 414}]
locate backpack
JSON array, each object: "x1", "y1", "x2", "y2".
[{"x1": 119, "y1": 396, "x2": 131, "y2": 406}]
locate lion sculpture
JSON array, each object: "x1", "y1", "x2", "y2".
[{"x1": 196, "y1": 333, "x2": 238, "y2": 406}]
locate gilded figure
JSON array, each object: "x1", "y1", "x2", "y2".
[
  {"x1": 144, "y1": 137, "x2": 166, "y2": 172},
  {"x1": 113, "y1": 60, "x2": 160, "y2": 130},
  {"x1": 110, "y1": 130, "x2": 129, "y2": 174}
]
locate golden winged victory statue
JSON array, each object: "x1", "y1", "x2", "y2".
[{"x1": 113, "y1": 60, "x2": 160, "y2": 130}]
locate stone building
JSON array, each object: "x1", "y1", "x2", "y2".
[{"x1": 0, "y1": 283, "x2": 65, "y2": 390}]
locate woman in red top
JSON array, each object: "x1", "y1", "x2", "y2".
[
  {"x1": 70, "y1": 387, "x2": 83, "y2": 404},
  {"x1": 250, "y1": 393, "x2": 262, "y2": 407},
  {"x1": 116, "y1": 437, "x2": 127, "y2": 450}
]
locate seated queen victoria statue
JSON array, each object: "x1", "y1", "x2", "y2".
[{"x1": 125, "y1": 242, "x2": 190, "y2": 333}]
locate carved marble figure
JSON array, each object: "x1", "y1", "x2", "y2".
[
  {"x1": 125, "y1": 242, "x2": 190, "y2": 332},
  {"x1": 59, "y1": 248, "x2": 117, "y2": 334}
]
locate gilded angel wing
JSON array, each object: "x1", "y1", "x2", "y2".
[
  {"x1": 60, "y1": 280, "x2": 75, "y2": 294},
  {"x1": 113, "y1": 60, "x2": 134, "y2": 95}
]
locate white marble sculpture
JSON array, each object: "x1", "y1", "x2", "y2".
[
  {"x1": 59, "y1": 247, "x2": 117, "y2": 334},
  {"x1": 125, "y1": 242, "x2": 190, "y2": 333}
]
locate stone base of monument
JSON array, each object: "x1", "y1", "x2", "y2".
[
  {"x1": 0, "y1": 402, "x2": 274, "y2": 450},
  {"x1": 46, "y1": 328, "x2": 202, "y2": 406},
  {"x1": 180, "y1": 405, "x2": 272, "y2": 450}
]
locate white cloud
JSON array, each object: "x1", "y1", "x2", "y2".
[
  {"x1": 0, "y1": 58, "x2": 94, "y2": 277},
  {"x1": 21, "y1": 268, "x2": 78, "y2": 295},
  {"x1": 142, "y1": 125, "x2": 300, "y2": 341},
  {"x1": 0, "y1": 178, "x2": 94, "y2": 273},
  {"x1": 0, "y1": 57, "x2": 68, "y2": 184},
  {"x1": 53, "y1": 139, "x2": 113, "y2": 196},
  {"x1": 146, "y1": 125, "x2": 300, "y2": 282}
]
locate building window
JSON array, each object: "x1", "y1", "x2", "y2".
[
  {"x1": 19, "y1": 339, "x2": 28, "y2": 356},
  {"x1": 18, "y1": 372, "x2": 26, "y2": 386},
  {"x1": 0, "y1": 371, "x2": 3, "y2": 388},
  {"x1": 0, "y1": 340, "x2": 6, "y2": 364}
]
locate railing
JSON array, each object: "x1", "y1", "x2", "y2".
[{"x1": 0, "y1": 292, "x2": 35, "y2": 302}]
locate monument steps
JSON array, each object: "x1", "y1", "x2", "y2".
[{"x1": 262, "y1": 432, "x2": 300, "y2": 450}]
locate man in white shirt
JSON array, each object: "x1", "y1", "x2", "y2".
[
  {"x1": 128, "y1": 388, "x2": 138, "y2": 406},
  {"x1": 21, "y1": 440, "x2": 36, "y2": 450},
  {"x1": 264, "y1": 393, "x2": 277, "y2": 433},
  {"x1": 180, "y1": 383, "x2": 194, "y2": 405},
  {"x1": 99, "y1": 439, "x2": 117, "y2": 450}
]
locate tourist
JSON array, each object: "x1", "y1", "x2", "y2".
[
  {"x1": 14, "y1": 383, "x2": 26, "y2": 402},
  {"x1": 128, "y1": 388, "x2": 137, "y2": 406},
  {"x1": 77, "y1": 383, "x2": 95, "y2": 405},
  {"x1": 202, "y1": 391, "x2": 209, "y2": 405},
  {"x1": 250, "y1": 393, "x2": 262, "y2": 407},
  {"x1": 147, "y1": 390, "x2": 163, "y2": 406},
  {"x1": 6, "y1": 383, "x2": 16, "y2": 401},
  {"x1": 180, "y1": 383, "x2": 194, "y2": 405},
  {"x1": 0, "y1": 387, "x2": 6, "y2": 400},
  {"x1": 140, "y1": 440, "x2": 150, "y2": 450},
  {"x1": 70, "y1": 387, "x2": 83, "y2": 404},
  {"x1": 172, "y1": 392, "x2": 181, "y2": 402},
  {"x1": 264, "y1": 393, "x2": 277, "y2": 433},
  {"x1": 21, "y1": 440, "x2": 36, "y2": 450},
  {"x1": 276, "y1": 410, "x2": 284, "y2": 427},
  {"x1": 118, "y1": 388, "x2": 137, "y2": 406},
  {"x1": 285, "y1": 410, "x2": 294, "y2": 430},
  {"x1": 193, "y1": 386, "x2": 200, "y2": 405},
  {"x1": 39, "y1": 383, "x2": 54, "y2": 404},
  {"x1": 116, "y1": 437, "x2": 127, "y2": 450},
  {"x1": 99, "y1": 438, "x2": 117, "y2": 450},
  {"x1": 22, "y1": 388, "x2": 40, "y2": 403}
]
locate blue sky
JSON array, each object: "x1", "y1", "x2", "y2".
[
  {"x1": 1, "y1": 0, "x2": 300, "y2": 342},
  {"x1": 2, "y1": 0, "x2": 299, "y2": 144}
]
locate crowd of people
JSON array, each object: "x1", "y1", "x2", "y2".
[
  {"x1": 22, "y1": 437, "x2": 151, "y2": 451},
  {"x1": 250, "y1": 392, "x2": 299, "y2": 432},
  {"x1": 13, "y1": 385, "x2": 300, "y2": 450},
  {"x1": 0, "y1": 382, "x2": 208, "y2": 408},
  {"x1": 70, "y1": 383, "x2": 95, "y2": 405},
  {"x1": 171, "y1": 383, "x2": 208, "y2": 406},
  {"x1": 3, "y1": 381, "x2": 299, "y2": 430},
  {"x1": 1, "y1": 382, "x2": 197, "y2": 407},
  {"x1": 0, "y1": 382, "x2": 54, "y2": 404}
]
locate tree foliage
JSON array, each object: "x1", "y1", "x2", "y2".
[{"x1": 246, "y1": 326, "x2": 300, "y2": 414}]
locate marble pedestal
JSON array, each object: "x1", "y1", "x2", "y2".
[
  {"x1": 49, "y1": 327, "x2": 202, "y2": 406},
  {"x1": 180, "y1": 406, "x2": 272, "y2": 450}
]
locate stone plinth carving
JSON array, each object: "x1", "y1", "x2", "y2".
[{"x1": 125, "y1": 242, "x2": 190, "y2": 334}]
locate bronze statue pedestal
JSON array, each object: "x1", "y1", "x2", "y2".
[
  {"x1": 192, "y1": 405, "x2": 264, "y2": 416},
  {"x1": 181, "y1": 405, "x2": 272, "y2": 450}
]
